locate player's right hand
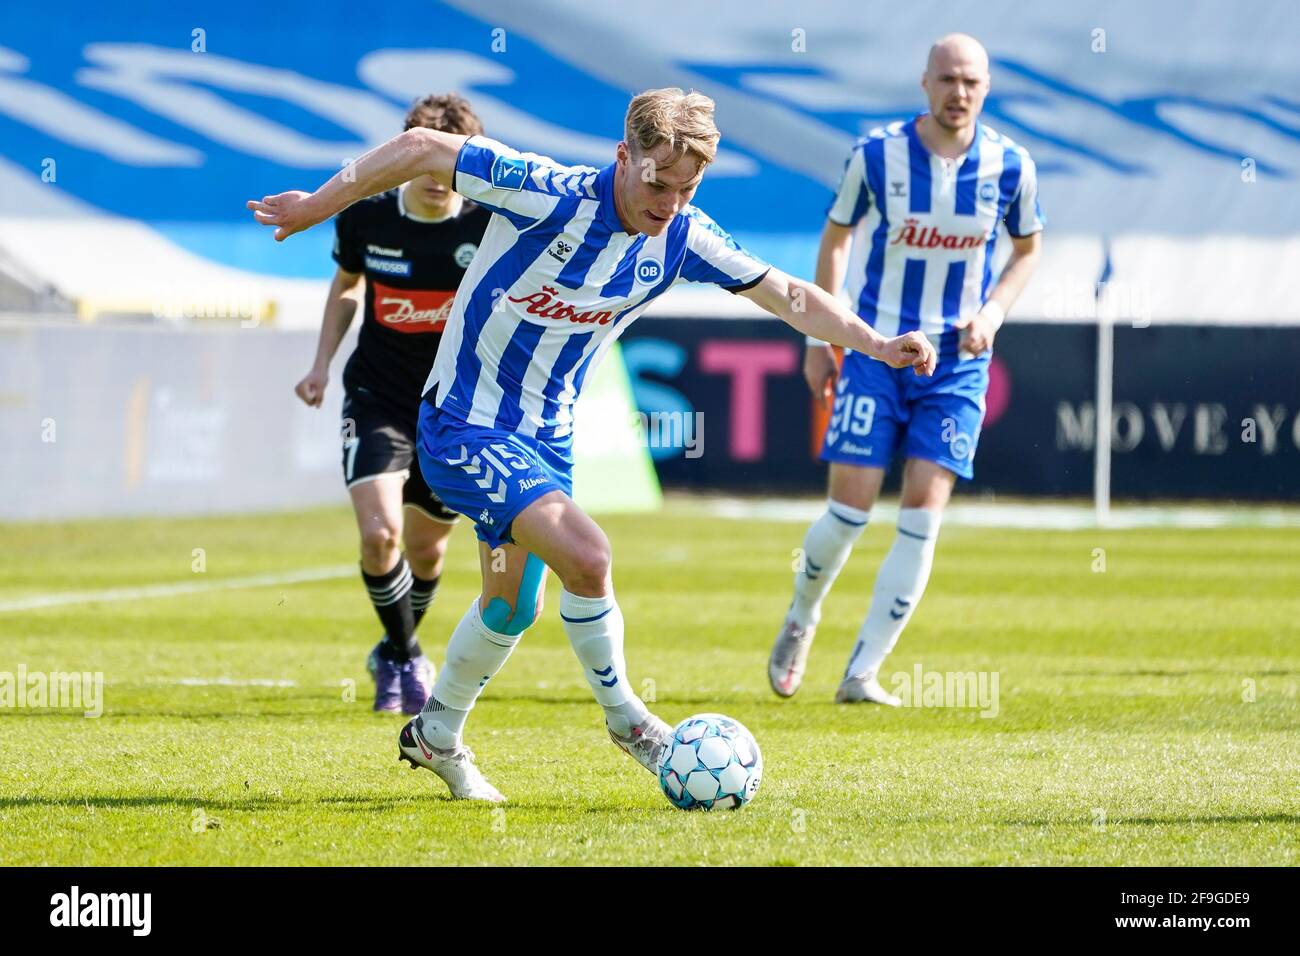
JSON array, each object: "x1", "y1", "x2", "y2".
[
  {"x1": 247, "y1": 190, "x2": 317, "y2": 241},
  {"x1": 803, "y1": 343, "x2": 838, "y2": 406},
  {"x1": 294, "y1": 367, "x2": 328, "y2": 407},
  {"x1": 878, "y1": 331, "x2": 937, "y2": 376}
]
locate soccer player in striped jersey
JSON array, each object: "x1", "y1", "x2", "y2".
[
  {"x1": 249, "y1": 88, "x2": 935, "y2": 802},
  {"x1": 768, "y1": 34, "x2": 1044, "y2": 705}
]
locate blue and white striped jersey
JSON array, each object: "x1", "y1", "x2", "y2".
[
  {"x1": 829, "y1": 116, "x2": 1044, "y2": 362},
  {"x1": 424, "y1": 135, "x2": 770, "y2": 440}
]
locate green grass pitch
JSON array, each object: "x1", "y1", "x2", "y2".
[{"x1": 1, "y1": 500, "x2": 1297, "y2": 866}]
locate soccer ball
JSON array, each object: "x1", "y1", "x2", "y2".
[{"x1": 657, "y1": 713, "x2": 762, "y2": 810}]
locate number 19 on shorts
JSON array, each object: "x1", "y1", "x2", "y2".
[{"x1": 831, "y1": 393, "x2": 876, "y2": 437}]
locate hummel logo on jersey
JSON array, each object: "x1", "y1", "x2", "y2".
[
  {"x1": 478, "y1": 509, "x2": 494, "y2": 525},
  {"x1": 890, "y1": 180, "x2": 906, "y2": 197},
  {"x1": 548, "y1": 239, "x2": 574, "y2": 262},
  {"x1": 366, "y1": 244, "x2": 403, "y2": 256},
  {"x1": 490, "y1": 154, "x2": 528, "y2": 191}
]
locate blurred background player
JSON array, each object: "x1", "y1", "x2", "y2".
[
  {"x1": 769, "y1": 34, "x2": 1044, "y2": 705},
  {"x1": 252, "y1": 87, "x2": 935, "y2": 801},
  {"x1": 293, "y1": 93, "x2": 491, "y2": 714}
]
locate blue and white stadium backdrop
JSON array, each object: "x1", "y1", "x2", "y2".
[
  {"x1": 2, "y1": 0, "x2": 1297, "y2": 316},
  {"x1": 1, "y1": 0, "x2": 1298, "y2": 514}
]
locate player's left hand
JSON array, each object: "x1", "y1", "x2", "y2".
[
  {"x1": 878, "y1": 331, "x2": 936, "y2": 376},
  {"x1": 246, "y1": 191, "x2": 318, "y2": 241},
  {"x1": 954, "y1": 311, "x2": 998, "y2": 356}
]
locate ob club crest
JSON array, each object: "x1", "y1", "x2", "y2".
[{"x1": 635, "y1": 257, "x2": 663, "y2": 285}]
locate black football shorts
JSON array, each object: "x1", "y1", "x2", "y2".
[{"x1": 340, "y1": 387, "x2": 459, "y2": 523}]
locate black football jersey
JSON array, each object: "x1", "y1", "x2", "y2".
[{"x1": 332, "y1": 188, "x2": 490, "y2": 416}]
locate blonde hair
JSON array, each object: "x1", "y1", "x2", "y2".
[{"x1": 624, "y1": 88, "x2": 720, "y2": 170}]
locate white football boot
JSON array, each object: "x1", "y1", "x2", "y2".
[
  {"x1": 397, "y1": 716, "x2": 506, "y2": 803},
  {"x1": 768, "y1": 616, "x2": 817, "y2": 698},
  {"x1": 834, "y1": 675, "x2": 902, "y2": 707},
  {"x1": 607, "y1": 714, "x2": 672, "y2": 774}
]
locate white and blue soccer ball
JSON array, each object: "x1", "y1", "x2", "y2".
[{"x1": 657, "y1": 713, "x2": 762, "y2": 811}]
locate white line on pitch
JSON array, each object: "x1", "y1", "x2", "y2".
[
  {"x1": 0, "y1": 565, "x2": 356, "y2": 613},
  {"x1": 693, "y1": 497, "x2": 1300, "y2": 530},
  {"x1": 154, "y1": 677, "x2": 299, "y2": 687}
]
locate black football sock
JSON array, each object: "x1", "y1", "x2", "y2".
[
  {"x1": 362, "y1": 557, "x2": 418, "y2": 662},
  {"x1": 410, "y1": 573, "x2": 440, "y2": 630}
]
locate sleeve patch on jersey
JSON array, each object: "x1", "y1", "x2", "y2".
[{"x1": 491, "y1": 154, "x2": 528, "y2": 191}]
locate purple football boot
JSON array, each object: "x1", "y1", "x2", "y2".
[
  {"x1": 366, "y1": 639, "x2": 402, "y2": 712},
  {"x1": 399, "y1": 656, "x2": 436, "y2": 715}
]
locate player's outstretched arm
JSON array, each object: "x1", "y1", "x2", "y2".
[
  {"x1": 246, "y1": 128, "x2": 468, "y2": 241},
  {"x1": 740, "y1": 268, "x2": 937, "y2": 376}
]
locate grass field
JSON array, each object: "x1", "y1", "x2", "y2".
[{"x1": 2, "y1": 499, "x2": 1297, "y2": 866}]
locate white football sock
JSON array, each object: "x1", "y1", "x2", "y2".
[
  {"x1": 843, "y1": 508, "x2": 941, "y2": 680},
  {"x1": 788, "y1": 501, "x2": 870, "y2": 628},
  {"x1": 560, "y1": 589, "x2": 648, "y2": 736},
  {"x1": 420, "y1": 598, "x2": 520, "y2": 750}
]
